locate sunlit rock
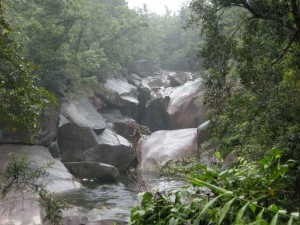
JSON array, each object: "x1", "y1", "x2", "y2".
[
  {"x1": 138, "y1": 128, "x2": 197, "y2": 172},
  {"x1": 61, "y1": 97, "x2": 106, "y2": 134},
  {"x1": 165, "y1": 78, "x2": 207, "y2": 129}
]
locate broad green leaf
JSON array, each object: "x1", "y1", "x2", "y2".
[
  {"x1": 249, "y1": 203, "x2": 256, "y2": 214},
  {"x1": 256, "y1": 208, "x2": 264, "y2": 220},
  {"x1": 218, "y1": 197, "x2": 237, "y2": 225},
  {"x1": 270, "y1": 212, "x2": 278, "y2": 225},
  {"x1": 198, "y1": 194, "x2": 225, "y2": 218},
  {"x1": 268, "y1": 204, "x2": 278, "y2": 211},
  {"x1": 188, "y1": 177, "x2": 227, "y2": 194},
  {"x1": 235, "y1": 202, "x2": 250, "y2": 224},
  {"x1": 141, "y1": 192, "x2": 153, "y2": 207},
  {"x1": 215, "y1": 151, "x2": 221, "y2": 159},
  {"x1": 287, "y1": 217, "x2": 293, "y2": 225}
]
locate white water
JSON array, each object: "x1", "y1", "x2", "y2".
[{"x1": 58, "y1": 174, "x2": 187, "y2": 221}]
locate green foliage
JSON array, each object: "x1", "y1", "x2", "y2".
[
  {"x1": 130, "y1": 150, "x2": 300, "y2": 224},
  {"x1": 0, "y1": 0, "x2": 51, "y2": 135},
  {"x1": 0, "y1": 155, "x2": 66, "y2": 225},
  {"x1": 3, "y1": 0, "x2": 203, "y2": 99},
  {"x1": 188, "y1": 0, "x2": 300, "y2": 165},
  {"x1": 130, "y1": 187, "x2": 207, "y2": 225}
]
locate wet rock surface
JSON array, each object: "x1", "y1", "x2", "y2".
[
  {"x1": 0, "y1": 62, "x2": 210, "y2": 224},
  {"x1": 138, "y1": 128, "x2": 198, "y2": 172},
  {"x1": 0, "y1": 144, "x2": 80, "y2": 225},
  {"x1": 64, "y1": 162, "x2": 119, "y2": 181}
]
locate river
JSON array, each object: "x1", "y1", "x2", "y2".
[{"x1": 58, "y1": 173, "x2": 187, "y2": 221}]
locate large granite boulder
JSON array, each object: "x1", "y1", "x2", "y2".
[
  {"x1": 138, "y1": 128, "x2": 198, "y2": 172},
  {"x1": 57, "y1": 115, "x2": 99, "y2": 162},
  {"x1": 126, "y1": 60, "x2": 155, "y2": 77},
  {"x1": 141, "y1": 94, "x2": 171, "y2": 132},
  {"x1": 64, "y1": 162, "x2": 119, "y2": 181},
  {"x1": 165, "y1": 78, "x2": 207, "y2": 129},
  {"x1": 101, "y1": 109, "x2": 135, "y2": 142},
  {"x1": 93, "y1": 79, "x2": 139, "y2": 118},
  {"x1": 94, "y1": 79, "x2": 139, "y2": 108},
  {"x1": 61, "y1": 97, "x2": 106, "y2": 134},
  {"x1": 84, "y1": 129, "x2": 135, "y2": 172},
  {"x1": 0, "y1": 144, "x2": 81, "y2": 192},
  {"x1": 140, "y1": 78, "x2": 206, "y2": 131},
  {"x1": 0, "y1": 144, "x2": 81, "y2": 225},
  {"x1": 168, "y1": 71, "x2": 188, "y2": 87}
]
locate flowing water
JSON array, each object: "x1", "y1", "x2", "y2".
[{"x1": 58, "y1": 173, "x2": 187, "y2": 221}]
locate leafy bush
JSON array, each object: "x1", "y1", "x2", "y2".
[{"x1": 130, "y1": 149, "x2": 300, "y2": 224}]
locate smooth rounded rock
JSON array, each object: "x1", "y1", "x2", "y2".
[
  {"x1": 138, "y1": 128, "x2": 198, "y2": 172},
  {"x1": 61, "y1": 97, "x2": 106, "y2": 134}
]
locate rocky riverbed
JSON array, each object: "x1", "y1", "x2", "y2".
[{"x1": 0, "y1": 60, "x2": 211, "y2": 224}]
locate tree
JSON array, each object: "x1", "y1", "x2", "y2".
[
  {"x1": 188, "y1": 0, "x2": 300, "y2": 161},
  {"x1": 0, "y1": 0, "x2": 50, "y2": 135}
]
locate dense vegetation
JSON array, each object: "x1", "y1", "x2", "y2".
[
  {"x1": 189, "y1": 0, "x2": 300, "y2": 162},
  {"x1": 131, "y1": 0, "x2": 300, "y2": 224},
  {"x1": 2, "y1": 0, "x2": 300, "y2": 224},
  {"x1": 0, "y1": 0, "x2": 50, "y2": 134},
  {"x1": 2, "y1": 0, "x2": 200, "y2": 98}
]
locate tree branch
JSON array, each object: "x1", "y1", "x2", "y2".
[
  {"x1": 271, "y1": 32, "x2": 298, "y2": 65},
  {"x1": 231, "y1": 16, "x2": 255, "y2": 38}
]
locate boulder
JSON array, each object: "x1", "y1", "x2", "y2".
[
  {"x1": 0, "y1": 144, "x2": 80, "y2": 192},
  {"x1": 125, "y1": 73, "x2": 141, "y2": 86},
  {"x1": 138, "y1": 128, "x2": 198, "y2": 172},
  {"x1": 93, "y1": 79, "x2": 139, "y2": 118},
  {"x1": 0, "y1": 199, "x2": 43, "y2": 225},
  {"x1": 61, "y1": 97, "x2": 106, "y2": 134},
  {"x1": 140, "y1": 78, "x2": 206, "y2": 131},
  {"x1": 147, "y1": 76, "x2": 165, "y2": 88},
  {"x1": 127, "y1": 60, "x2": 155, "y2": 77},
  {"x1": 166, "y1": 78, "x2": 207, "y2": 129},
  {"x1": 136, "y1": 82, "x2": 152, "y2": 123},
  {"x1": 0, "y1": 144, "x2": 81, "y2": 225},
  {"x1": 84, "y1": 129, "x2": 135, "y2": 172},
  {"x1": 101, "y1": 109, "x2": 135, "y2": 142},
  {"x1": 168, "y1": 71, "x2": 188, "y2": 87},
  {"x1": 94, "y1": 79, "x2": 139, "y2": 107},
  {"x1": 141, "y1": 95, "x2": 171, "y2": 132},
  {"x1": 48, "y1": 140, "x2": 60, "y2": 158},
  {"x1": 64, "y1": 162, "x2": 119, "y2": 181},
  {"x1": 57, "y1": 114, "x2": 99, "y2": 162}
]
